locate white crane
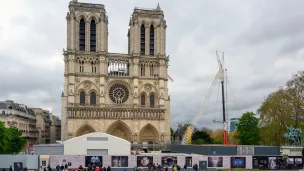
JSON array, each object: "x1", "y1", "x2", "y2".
[{"x1": 181, "y1": 51, "x2": 226, "y2": 145}]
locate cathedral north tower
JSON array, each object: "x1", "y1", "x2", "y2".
[{"x1": 62, "y1": 0, "x2": 171, "y2": 148}]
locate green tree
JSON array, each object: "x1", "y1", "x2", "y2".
[
  {"x1": 5, "y1": 127, "x2": 26, "y2": 154},
  {"x1": 170, "y1": 127, "x2": 174, "y2": 141},
  {"x1": 192, "y1": 130, "x2": 213, "y2": 144},
  {"x1": 236, "y1": 112, "x2": 260, "y2": 145},
  {"x1": 286, "y1": 71, "x2": 304, "y2": 128},
  {"x1": 0, "y1": 122, "x2": 26, "y2": 154},
  {"x1": 258, "y1": 89, "x2": 293, "y2": 146},
  {"x1": 0, "y1": 122, "x2": 8, "y2": 153}
]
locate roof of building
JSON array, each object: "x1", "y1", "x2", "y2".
[
  {"x1": 63, "y1": 132, "x2": 131, "y2": 145},
  {"x1": 0, "y1": 100, "x2": 36, "y2": 116}
]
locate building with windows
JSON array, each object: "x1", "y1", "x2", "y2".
[
  {"x1": 61, "y1": 0, "x2": 171, "y2": 148},
  {"x1": 229, "y1": 118, "x2": 239, "y2": 132},
  {"x1": 32, "y1": 108, "x2": 61, "y2": 144},
  {"x1": 0, "y1": 100, "x2": 37, "y2": 145}
]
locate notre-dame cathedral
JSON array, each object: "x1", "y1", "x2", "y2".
[{"x1": 61, "y1": 0, "x2": 171, "y2": 146}]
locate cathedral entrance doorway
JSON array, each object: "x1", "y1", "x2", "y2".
[
  {"x1": 75, "y1": 124, "x2": 96, "y2": 137},
  {"x1": 106, "y1": 120, "x2": 132, "y2": 142},
  {"x1": 139, "y1": 124, "x2": 159, "y2": 143}
]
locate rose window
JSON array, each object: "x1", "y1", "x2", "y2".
[{"x1": 109, "y1": 84, "x2": 129, "y2": 104}]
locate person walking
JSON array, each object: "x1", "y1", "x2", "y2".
[{"x1": 183, "y1": 164, "x2": 187, "y2": 171}]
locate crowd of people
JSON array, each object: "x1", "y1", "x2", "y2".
[{"x1": 2, "y1": 163, "x2": 199, "y2": 171}]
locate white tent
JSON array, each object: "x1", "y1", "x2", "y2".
[{"x1": 63, "y1": 132, "x2": 131, "y2": 155}]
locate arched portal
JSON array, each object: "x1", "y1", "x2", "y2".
[
  {"x1": 106, "y1": 120, "x2": 132, "y2": 142},
  {"x1": 75, "y1": 124, "x2": 96, "y2": 137},
  {"x1": 139, "y1": 124, "x2": 159, "y2": 143}
]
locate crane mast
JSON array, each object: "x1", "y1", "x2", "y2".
[{"x1": 181, "y1": 51, "x2": 227, "y2": 145}]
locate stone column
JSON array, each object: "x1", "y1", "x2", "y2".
[
  {"x1": 145, "y1": 25, "x2": 150, "y2": 55},
  {"x1": 85, "y1": 21, "x2": 90, "y2": 51}
]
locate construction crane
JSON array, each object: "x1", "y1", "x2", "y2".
[{"x1": 181, "y1": 51, "x2": 227, "y2": 145}]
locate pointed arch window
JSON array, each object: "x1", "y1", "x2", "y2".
[
  {"x1": 150, "y1": 25, "x2": 155, "y2": 56},
  {"x1": 140, "y1": 24, "x2": 145, "y2": 55},
  {"x1": 80, "y1": 91, "x2": 85, "y2": 105},
  {"x1": 90, "y1": 19, "x2": 96, "y2": 52},
  {"x1": 90, "y1": 92, "x2": 96, "y2": 105},
  {"x1": 79, "y1": 19, "x2": 86, "y2": 51},
  {"x1": 150, "y1": 94, "x2": 155, "y2": 107},
  {"x1": 141, "y1": 94, "x2": 146, "y2": 106}
]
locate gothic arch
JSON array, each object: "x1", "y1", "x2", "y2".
[
  {"x1": 139, "y1": 92, "x2": 147, "y2": 106},
  {"x1": 139, "y1": 83, "x2": 158, "y2": 95},
  {"x1": 88, "y1": 14, "x2": 99, "y2": 23},
  {"x1": 139, "y1": 123, "x2": 159, "y2": 142},
  {"x1": 76, "y1": 13, "x2": 89, "y2": 22},
  {"x1": 106, "y1": 120, "x2": 132, "y2": 142},
  {"x1": 76, "y1": 80, "x2": 100, "y2": 94},
  {"x1": 148, "y1": 20, "x2": 157, "y2": 28},
  {"x1": 139, "y1": 20, "x2": 148, "y2": 27},
  {"x1": 75, "y1": 124, "x2": 96, "y2": 137}
]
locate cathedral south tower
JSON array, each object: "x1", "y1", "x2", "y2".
[{"x1": 62, "y1": 0, "x2": 171, "y2": 148}]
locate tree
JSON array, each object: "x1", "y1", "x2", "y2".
[
  {"x1": 192, "y1": 130, "x2": 213, "y2": 144},
  {"x1": 258, "y1": 71, "x2": 304, "y2": 146},
  {"x1": 170, "y1": 127, "x2": 174, "y2": 141},
  {"x1": 258, "y1": 89, "x2": 293, "y2": 146},
  {"x1": 0, "y1": 122, "x2": 26, "y2": 154},
  {"x1": 286, "y1": 71, "x2": 304, "y2": 128},
  {"x1": 236, "y1": 112, "x2": 260, "y2": 145},
  {"x1": 211, "y1": 129, "x2": 224, "y2": 144},
  {"x1": 5, "y1": 128, "x2": 26, "y2": 154},
  {"x1": 0, "y1": 122, "x2": 8, "y2": 153},
  {"x1": 228, "y1": 131, "x2": 239, "y2": 145}
]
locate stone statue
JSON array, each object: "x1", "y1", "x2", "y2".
[{"x1": 284, "y1": 125, "x2": 302, "y2": 146}]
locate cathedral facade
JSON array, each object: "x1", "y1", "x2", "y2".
[{"x1": 61, "y1": 0, "x2": 171, "y2": 145}]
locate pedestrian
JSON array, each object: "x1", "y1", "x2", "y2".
[
  {"x1": 106, "y1": 165, "x2": 111, "y2": 171},
  {"x1": 47, "y1": 165, "x2": 52, "y2": 171},
  {"x1": 9, "y1": 166, "x2": 12, "y2": 171},
  {"x1": 60, "y1": 164, "x2": 64, "y2": 171},
  {"x1": 173, "y1": 165, "x2": 177, "y2": 171},
  {"x1": 183, "y1": 164, "x2": 187, "y2": 171}
]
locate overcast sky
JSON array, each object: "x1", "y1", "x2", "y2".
[{"x1": 1, "y1": 0, "x2": 304, "y2": 130}]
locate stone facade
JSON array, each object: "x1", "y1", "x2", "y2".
[
  {"x1": 32, "y1": 108, "x2": 61, "y2": 144},
  {"x1": 61, "y1": 0, "x2": 171, "y2": 145},
  {"x1": 0, "y1": 101, "x2": 61, "y2": 145},
  {"x1": 0, "y1": 100, "x2": 37, "y2": 145}
]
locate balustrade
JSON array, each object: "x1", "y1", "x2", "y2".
[{"x1": 67, "y1": 107, "x2": 165, "y2": 120}]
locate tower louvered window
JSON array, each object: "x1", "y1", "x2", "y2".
[
  {"x1": 140, "y1": 24, "x2": 145, "y2": 55},
  {"x1": 90, "y1": 19, "x2": 96, "y2": 52},
  {"x1": 150, "y1": 25, "x2": 154, "y2": 56},
  {"x1": 79, "y1": 19, "x2": 86, "y2": 51}
]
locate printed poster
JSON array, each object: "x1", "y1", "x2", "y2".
[
  {"x1": 231, "y1": 157, "x2": 246, "y2": 169},
  {"x1": 207, "y1": 157, "x2": 223, "y2": 168},
  {"x1": 185, "y1": 156, "x2": 192, "y2": 167},
  {"x1": 50, "y1": 155, "x2": 84, "y2": 168},
  {"x1": 85, "y1": 156, "x2": 102, "y2": 167},
  {"x1": 111, "y1": 156, "x2": 128, "y2": 167},
  {"x1": 137, "y1": 156, "x2": 153, "y2": 167},
  {"x1": 161, "y1": 156, "x2": 177, "y2": 167}
]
